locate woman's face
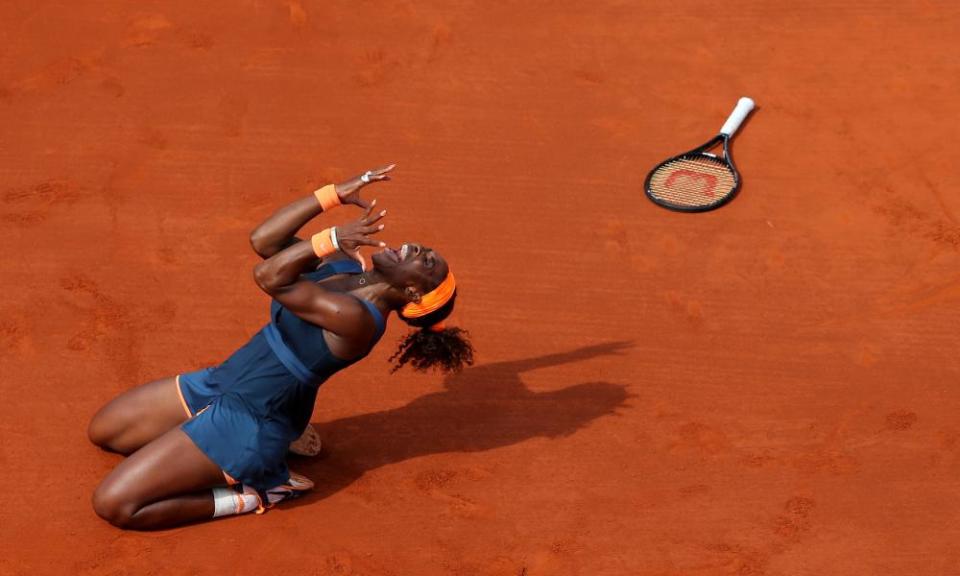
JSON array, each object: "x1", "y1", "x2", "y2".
[{"x1": 372, "y1": 242, "x2": 449, "y2": 294}]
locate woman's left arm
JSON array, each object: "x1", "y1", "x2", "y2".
[
  {"x1": 253, "y1": 207, "x2": 387, "y2": 338},
  {"x1": 249, "y1": 164, "x2": 395, "y2": 258}
]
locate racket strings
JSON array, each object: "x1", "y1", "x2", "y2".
[{"x1": 647, "y1": 156, "x2": 736, "y2": 208}]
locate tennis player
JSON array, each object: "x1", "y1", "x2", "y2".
[{"x1": 87, "y1": 165, "x2": 473, "y2": 529}]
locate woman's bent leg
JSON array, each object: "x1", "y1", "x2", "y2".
[
  {"x1": 92, "y1": 426, "x2": 229, "y2": 530},
  {"x1": 88, "y1": 376, "x2": 190, "y2": 455}
]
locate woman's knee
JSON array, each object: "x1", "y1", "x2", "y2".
[
  {"x1": 87, "y1": 377, "x2": 186, "y2": 454},
  {"x1": 92, "y1": 481, "x2": 137, "y2": 529},
  {"x1": 87, "y1": 411, "x2": 110, "y2": 448},
  {"x1": 87, "y1": 409, "x2": 122, "y2": 451}
]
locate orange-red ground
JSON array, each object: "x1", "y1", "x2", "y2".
[{"x1": 2, "y1": 1, "x2": 960, "y2": 575}]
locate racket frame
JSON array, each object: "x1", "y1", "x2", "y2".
[{"x1": 643, "y1": 133, "x2": 741, "y2": 213}]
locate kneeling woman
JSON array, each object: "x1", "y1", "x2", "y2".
[{"x1": 88, "y1": 166, "x2": 473, "y2": 529}]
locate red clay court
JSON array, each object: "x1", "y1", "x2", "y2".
[{"x1": 2, "y1": 1, "x2": 959, "y2": 574}]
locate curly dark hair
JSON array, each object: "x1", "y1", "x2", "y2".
[{"x1": 389, "y1": 291, "x2": 474, "y2": 373}]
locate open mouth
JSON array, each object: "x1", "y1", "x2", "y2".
[{"x1": 381, "y1": 244, "x2": 413, "y2": 264}]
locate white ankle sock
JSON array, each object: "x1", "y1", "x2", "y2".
[{"x1": 212, "y1": 486, "x2": 260, "y2": 518}]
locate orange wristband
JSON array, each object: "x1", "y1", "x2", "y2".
[
  {"x1": 311, "y1": 228, "x2": 338, "y2": 258},
  {"x1": 313, "y1": 184, "x2": 341, "y2": 211}
]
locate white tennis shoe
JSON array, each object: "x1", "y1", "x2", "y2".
[{"x1": 264, "y1": 471, "x2": 315, "y2": 507}]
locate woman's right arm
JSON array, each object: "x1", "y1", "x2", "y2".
[
  {"x1": 248, "y1": 195, "x2": 323, "y2": 259},
  {"x1": 249, "y1": 164, "x2": 395, "y2": 258}
]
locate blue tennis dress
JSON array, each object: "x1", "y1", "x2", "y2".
[{"x1": 176, "y1": 260, "x2": 385, "y2": 490}]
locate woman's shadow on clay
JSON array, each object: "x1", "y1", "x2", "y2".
[{"x1": 289, "y1": 341, "x2": 634, "y2": 504}]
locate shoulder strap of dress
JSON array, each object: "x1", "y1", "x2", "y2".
[
  {"x1": 276, "y1": 259, "x2": 383, "y2": 348},
  {"x1": 274, "y1": 259, "x2": 362, "y2": 323},
  {"x1": 356, "y1": 299, "x2": 386, "y2": 345},
  {"x1": 313, "y1": 260, "x2": 383, "y2": 341},
  {"x1": 305, "y1": 259, "x2": 363, "y2": 281}
]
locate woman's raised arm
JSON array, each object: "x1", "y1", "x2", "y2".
[{"x1": 249, "y1": 164, "x2": 395, "y2": 258}]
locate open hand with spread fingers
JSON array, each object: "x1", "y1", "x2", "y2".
[
  {"x1": 336, "y1": 200, "x2": 388, "y2": 270},
  {"x1": 335, "y1": 164, "x2": 395, "y2": 209}
]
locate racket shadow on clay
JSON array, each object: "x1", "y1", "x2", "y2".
[
  {"x1": 645, "y1": 97, "x2": 757, "y2": 212},
  {"x1": 283, "y1": 341, "x2": 635, "y2": 506}
]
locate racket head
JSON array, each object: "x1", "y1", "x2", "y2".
[{"x1": 644, "y1": 136, "x2": 741, "y2": 212}]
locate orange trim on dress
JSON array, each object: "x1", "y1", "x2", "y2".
[
  {"x1": 177, "y1": 375, "x2": 239, "y2": 490},
  {"x1": 174, "y1": 375, "x2": 193, "y2": 418}
]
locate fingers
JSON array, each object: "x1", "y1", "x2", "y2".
[
  {"x1": 339, "y1": 206, "x2": 386, "y2": 242},
  {"x1": 360, "y1": 223, "x2": 386, "y2": 235},
  {"x1": 343, "y1": 236, "x2": 382, "y2": 274},
  {"x1": 347, "y1": 249, "x2": 371, "y2": 272},
  {"x1": 341, "y1": 200, "x2": 388, "y2": 271},
  {"x1": 362, "y1": 163, "x2": 395, "y2": 183},
  {"x1": 346, "y1": 164, "x2": 394, "y2": 196},
  {"x1": 356, "y1": 238, "x2": 386, "y2": 248},
  {"x1": 359, "y1": 200, "x2": 386, "y2": 227},
  {"x1": 363, "y1": 208, "x2": 387, "y2": 226},
  {"x1": 363, "y1": 174, "x2": 390, "y2": 184},
  {"x1": 362, "y1": 199, "x2": 376, "y2": 220}
]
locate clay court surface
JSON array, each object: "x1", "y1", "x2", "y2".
[{"x1": 2, "y1": 1, "x2": 960, "y2": 574}]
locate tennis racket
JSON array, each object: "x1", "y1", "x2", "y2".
[{"x1": 644, "y1": 97, "x2": 756, "y2": 212}]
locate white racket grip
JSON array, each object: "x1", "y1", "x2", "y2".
[{"x1": 720, "y1": 97, "x2": 755, "y2": 136}]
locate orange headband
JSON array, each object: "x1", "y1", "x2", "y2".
[{"x1": 401, "y1": 271, "x2": 456, "y2": 319}]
